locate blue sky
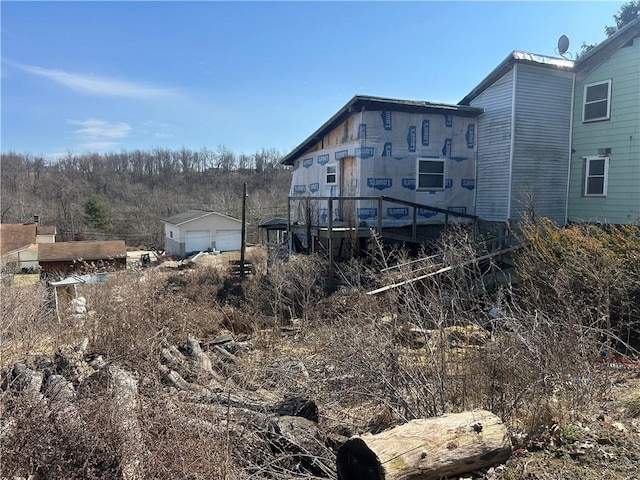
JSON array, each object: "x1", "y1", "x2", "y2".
[{"x1": 1, "y1": 1, "x2": 625, "y2": 159}]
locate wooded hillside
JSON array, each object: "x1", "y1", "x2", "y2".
[{"x1": 1, "y1": 147, "x2": 291, "y2": 246}]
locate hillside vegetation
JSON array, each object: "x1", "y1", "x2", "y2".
[
  {"x1": 1, "y1": 148, "x2": 291, "y2": 247},
  {"x1": 1, "y1": 219, "x2": 639, "y2": 479}
]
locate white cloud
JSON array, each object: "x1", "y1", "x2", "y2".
[
  {"x1": 11, "y1": 62, "x2": 180, "y2": 99},
  {"x1": 69, "y1": 119, "x2": 132, "y2": 139},
  {"x1": 68, "y1": 119, "x2": 132, "y2": 151}
]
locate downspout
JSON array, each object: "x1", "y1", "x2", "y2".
[
  {"x1": 506, "y1": 64, "x2": 517, "y2": 221},
  {"x1": 564, "y1": 72, "x2": 576, "y2": 226}
]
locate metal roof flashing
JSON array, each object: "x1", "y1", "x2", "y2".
[
  {"x1": 459, "y1": 50, "x2": 574, "y2": 105},
  {"x1": 511, "y1": 50, "x2": 574, "y2": 68}
]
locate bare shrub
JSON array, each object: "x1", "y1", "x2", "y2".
[
  {"x1": 259, "y1": 254, "x2": 328, "y2": 326},
  {"x1": 296, "y1": 220, "x2": 635, "y2": 438},
  {"x1": 0, "y1": 282, "x2": 59, "y2": 366},
  {"x1": 516, "y1": 219, "x2": 640, "y2": 353},
  {"x1": 1, "y1": 384, "x2": 121, "y2": 479},
  {"x1": 79, "y1": 270, "x2": 228, "y2": 373}
]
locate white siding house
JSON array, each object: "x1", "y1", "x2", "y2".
[{"x1": 163, "y1": 210, "x2": 243, "y2": 257}]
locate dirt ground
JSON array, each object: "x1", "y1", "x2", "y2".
[{"x1": 490, "y1": 368, "x2": 640, "y2": 480}]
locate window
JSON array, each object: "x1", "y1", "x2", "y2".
[
  {"x1": 326, "y1": 165, "x2": 337, "y2": 184},
  {"x1": 170, "y1": 231, "x2": 173, "y2": 238},
  {"x1": 417, "y1": 158, "x2": 445, "y2": 190},
  {"x1": 584, "y1": 156, "x2": 609, "y2": 196},
  {"x1": 583, "y1": 80, "x2": 611, "y2": 122}
]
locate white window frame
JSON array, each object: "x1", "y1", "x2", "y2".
[
  {"x1": 582, "y1": 79, "x2": 612, "y2": 123},
  {"x1": 326, "y1": 164, "x2": 337, "y2": 185},
  {"x1": 583, "y1": 156, "x2": 609, "y2": 197},
  {"x1": 416, "y1": 158, "x2": 445, "y2": 191}
]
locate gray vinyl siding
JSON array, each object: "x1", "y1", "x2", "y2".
[
  {"x1": 471, "y1": 69, "x2": 514, "y2": 221},
  {"x1": 511, "y1": 65, "x2": 573, "y2": 224}
]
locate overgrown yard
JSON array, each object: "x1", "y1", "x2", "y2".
[{"x1": 1, "y1": 221, "x2": 639, "y2": 479}]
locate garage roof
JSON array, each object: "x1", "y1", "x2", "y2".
[{"x1": 163, "y1": 210, "x2": 242, "y2": 226}]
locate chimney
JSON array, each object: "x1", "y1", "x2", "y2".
[{"x1": 33, "y1": 215, "x2": 40, "y2": 225}]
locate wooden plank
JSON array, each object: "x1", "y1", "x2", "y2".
[{"x1": 366, "y1": 245, "x2": 521, "y2": 295}]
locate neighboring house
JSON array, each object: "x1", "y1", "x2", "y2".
[
  {"x1": 568, "y1": 18, "x2": 640, "y2": 224},
  {"x1": 162, "y1": 210, "x2": 243, "y2": 256},
  {"x1": 281, "y1": 95, "x2": 482, "y2": 226},
  {"x1": 458, "y1": 52, "x2": 574, "y2": 225},
  {"x1": 0, "y1": 218, "x2": 57, "y2": 272},
  {"x1": 38, "y1": 240, "x2": 127, "y2": 276}
]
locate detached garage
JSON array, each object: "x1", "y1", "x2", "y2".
[{"x1": 163, "y1": 210, "x2": 243, "y2": 257}]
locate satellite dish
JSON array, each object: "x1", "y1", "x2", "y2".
[{"x1": 557, "y1": 35, "x2": 570, "y2": 55}]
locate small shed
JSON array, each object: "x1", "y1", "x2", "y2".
[
  {"x1": 163, "y1": 210, "x2": 243, "y2": 257},
  {"x1": 258, "y1": 217, "x2": 288, "y2": 246},
  {"x1": 38, "y1": 240, "x2": 127, "y2": 276}
]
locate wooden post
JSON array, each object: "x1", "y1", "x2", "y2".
[
  {"x1": 377, "y1": 196, "x2": 383, "y2": 236},
  {"x1": 328, "y1": 197, "x2": 334, "y2": 286},
  {"x1": 240, "y1": 183, "x2": 247, "y2": 279},
  {"x1": 287, "y1": 197, "x2": 291, "y2": 253},
  {"x1": 412, "y1": 206, "x2": 417, "y2": 242},
  {"x1": 306, "y1": 197, "x2": 312, "y2": 254}
]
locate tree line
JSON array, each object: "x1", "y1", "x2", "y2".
[{"x1": 1, "y1": 146, "x2": 292, "y2": 248}]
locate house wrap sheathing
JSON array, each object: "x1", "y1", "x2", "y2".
[{"x1": 284, "y1": 96, "x2": 482, "y2": 227}]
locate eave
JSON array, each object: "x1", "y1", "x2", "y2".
[{"x1": 281, "y1": 94, "x2": 483, "y2": 166}]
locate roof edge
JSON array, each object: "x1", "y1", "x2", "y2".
[
  {"x1": 163, "y1": 210, "x2": 242, "y2": 226},
  {"x1": 459, "y1": 50, "x2": 574, "y2": 105},
  {"x1": 281, "y1": 95, "x2": 482, "y2": 166}
]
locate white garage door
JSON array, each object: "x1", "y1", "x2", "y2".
[
  {"x1": 215, "y1": 230, "x2": 242, "y2": 252},
  {"x1": 185, "y1": 230, "x2": 211, "y2": 253}
]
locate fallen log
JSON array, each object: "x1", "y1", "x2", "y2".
[
  {"x1": 336, "y1": 410, "x2": 511, "y2": 480},
  {"x1": 106, "y1": 365, "x2": 144, "y2": 480},
  {"x1": 186, "y1": 336, "x2": 216, "y2": 380}
]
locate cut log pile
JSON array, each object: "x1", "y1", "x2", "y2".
[{"x1": 1, "y1": 334, "x2": 512, "y2": 479}]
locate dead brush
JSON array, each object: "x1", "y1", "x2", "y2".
[
  {"x1": 289, "y1": 221, "x2": 636, "y2": 440},
  {"x1": 0, "y1": 281, "x2": 61, "y2": 368},
  {"x1": 0, "y1": 388, "x2": 121, "y2": 479},
  {"x1": 65, "y1": 271, "x2": 207, "y2": 381}
]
